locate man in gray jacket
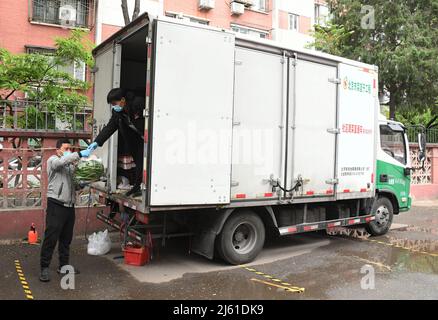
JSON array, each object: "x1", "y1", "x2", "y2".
[{"x1": 39, "y1": 138, "x2": 92, "y2": 282}]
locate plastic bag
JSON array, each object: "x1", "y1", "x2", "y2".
[
  {"x1": 117, "y1": 176, "x2": 132, "y2": 190},
  {"x1": 74, "y1": 156, "x2": 104, "y2": 184},
  {"x1": 87, "y1": 229, "x2": 112, "y2": 256}
]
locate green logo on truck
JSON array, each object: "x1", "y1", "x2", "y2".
[{"x1": 342, "y1": 77, "x2": 372, "y2": 94}]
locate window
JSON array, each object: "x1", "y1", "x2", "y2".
[
  {"x1": 288, "y1": 13, "x2": 299, "y2": 31},
  {"x1": 380, "y1": 124, "x2": 407, "y2": 165},
  {"x1": 165, "y1": 13, "x2": 209, "y2": 25},
  {"x1": 251, "y1": 0, "x2": 267, "y2": 12},
  {"x1": 231, "y1": 24, "x2": 269, "y2": 39},
  {"x1": 189, "y1": 17, "x2": 209, "y2": 25},
  {"x1": 314, "y1": 4, "x2": 329, "y2": 26},
  {"x1": 25, "y1": 46, "x2": 86, "y2": 81},
  {"x1": 32, "y1": 0, "x2": 91, "y2": 28}
]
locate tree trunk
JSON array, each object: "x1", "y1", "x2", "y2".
[
  {"x1": 121, "y1": 0, "x2": 130, "y2": 25},
  {"x1": 389, "y1": 92, "x2": 396, "y2": 120},
  {"x1": 132, "y1": 0, "x2": 140, "y2": 21}
]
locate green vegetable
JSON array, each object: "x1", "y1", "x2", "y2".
[{"x1": 74, "y1": 159, "x2": 104, "y2": 183}]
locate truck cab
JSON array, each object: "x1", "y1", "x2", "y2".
[{"x1": 369, "y1": 115, "x2": 425, "y2": 236}]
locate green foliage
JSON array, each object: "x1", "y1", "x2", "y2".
[
  {"x1": 397, "y1": 108, "x2": 436, "y2": 127},
  {"x1": 54, "y1": 29, "x2": 94, "y2": 68},
  {"x1": 310, "y1": 0, "x2": 438, "y2": 120},
  {"x1": 309, "y1": 22, "x2": 354, "y2": 56}
]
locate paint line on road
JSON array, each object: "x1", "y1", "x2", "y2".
[
  {"x1": 240, "y1": 265, "x2": 305, "y2": 293},
  {"x1": 14, "y1": 260, "x2": 34, "y2": 300},
  {"x1": 349, "y1": 255, "x2": 391, "y2": 271},
  {"x1": 250, "y1": 278, "x2": 304, "y2": 293}
]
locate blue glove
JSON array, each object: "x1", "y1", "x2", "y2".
[
  {"x1": 87, "y1": 142, "x2": 98, "y2": 151},
  {"x1": 79, "y1": 149, "x2": 91, "y2": 158}
]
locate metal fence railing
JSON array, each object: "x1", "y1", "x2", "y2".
[
  {"x1": 0, "y1": 100, "x2": 92, "y2": 133},
  {"x1": 407, "y1": 127, "x2": 438, "y2": 144}
]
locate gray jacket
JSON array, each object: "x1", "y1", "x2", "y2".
[{"x1": 47, "y1": 152, "x2": 81, "y2": 207}]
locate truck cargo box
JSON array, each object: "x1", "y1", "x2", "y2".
[{"x1": 91, "y1": 13, "x2": 378, "y2": 214}]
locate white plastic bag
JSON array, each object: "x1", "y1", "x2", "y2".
[
  {"x1": 117, "y1": 176, "x2": 132, "y2": 190},
  {"x1": 87, "y1": 229, "x2": 112, "y2": 255}
]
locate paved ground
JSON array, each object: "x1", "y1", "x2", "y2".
[{"x1": 1, "y1": 202, "x2": 438, "y2": 300}]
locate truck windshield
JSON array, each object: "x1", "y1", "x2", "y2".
[{"x1": 380, "y1": 124, "x2": 407, "y2": 164}]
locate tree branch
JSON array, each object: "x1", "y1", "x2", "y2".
[
  {"x1": 121, "y1": 0, "x2": 131, "y2": 26},
  {"x1": 132, "y1": 0, "x2": 140, "y2": 21}
]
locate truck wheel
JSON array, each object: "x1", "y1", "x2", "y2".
[
  {"x1": 366, "y1": 197, "x2": 393, "y2": 236},
  {"x1": 216, "y1": 211, "x2": 265, "y2": 265}
]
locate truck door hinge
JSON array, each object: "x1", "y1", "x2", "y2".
[
  {"x1": 235, "y1": 60, "x2": 243, "y2": 66},
  {"x1": 231, "y1": 180, "x2": 239, "y2": 187},
  {"x1": 329, "y1": 77, "x2": 341, "y2": 84},
  {"x1": 327, "y1": 128, "x2": 340, "y2": 134},
  {"x1": 233, "y1": 121, "x2": 241, "y2": 126},
  {"x1": 262, "y1": 174, "x2": 275, "y2": 185},
  {"x1": 325, "y1": 178, "x2": 339, "y2": 185}
]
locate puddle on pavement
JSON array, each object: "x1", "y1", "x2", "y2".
[
  {"x1": 403, "y1": 225, "x2": 438, "y2": 235},
  {"x1": 338, "y1": 239, "x2": 438, "y2": 275},
  {"x1": 326, "y1": 227, "x2": 438, "y2": 275}
]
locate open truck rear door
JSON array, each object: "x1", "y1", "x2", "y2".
[
  {"x1": 92, "y1": 44, "x2": 122, "y2": 192},
  {"x1": 148, "y1": 21, "x2": 235, "y2": 206}
]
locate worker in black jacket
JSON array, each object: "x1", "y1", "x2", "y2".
[{"x1": 88, "y1": 88, "x2": 145, "y2": 197}]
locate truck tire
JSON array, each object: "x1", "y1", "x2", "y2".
[
  {"x1": 365, "y1": 196, "x2": 393, "y2": 236},
  {"x1": 216, "y1": 211, "x2": 265, "y2": 265}
]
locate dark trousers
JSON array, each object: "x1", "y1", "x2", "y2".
[
  {"x1": 131, "y1": 147, "x2": 144, "y2": 187},
  {"x1": 40, "y1": 198, "x2": 75, "y2": 269}
]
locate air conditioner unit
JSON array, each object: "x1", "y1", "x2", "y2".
[
  {"x1": 234, "y1": 0, "x2": 254, "y2": 7},
  {"x1": 199, "y1": 0, "x2": 215, "y2": 10},
  {"x1": 58, "y1": 4, "x2": 77, "y2": 27},
  {"x1": 231, "y1": 2, "x2": 245, "y2": 15}
]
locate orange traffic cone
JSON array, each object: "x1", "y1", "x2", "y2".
[{"x1": 28, "y1": 223, "x2": 38, "y2": 244}]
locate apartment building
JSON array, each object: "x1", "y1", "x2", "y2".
[{"x1": 98, "y1": 0, "x2": 328, "y2": 46}]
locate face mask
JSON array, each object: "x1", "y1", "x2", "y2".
[
  {"x1": 112, "y1": 105, "x2": 123, "y2": 112},
  {"x1": 63, "y1": 151, "x2": 72, "y2": 157}
]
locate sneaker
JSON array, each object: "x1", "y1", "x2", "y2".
[
  {"x1": 39, "y1": 267, "x2": 50, "y2": 282},
  {"x1": 57, "y1": 266, "x2": 80, "y2": 275}
]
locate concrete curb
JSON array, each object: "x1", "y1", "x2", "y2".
[{"x1": 390, "y1": 223, "x2": 409, "y2": 231}]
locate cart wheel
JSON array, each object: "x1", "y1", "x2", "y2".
[{"x1": 216, "y1": 210, "x2": 265, "y2": 265}]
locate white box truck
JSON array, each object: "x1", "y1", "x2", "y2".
[{"x1": 90, "y1": 13, "x2": 423, "y2": 264}]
